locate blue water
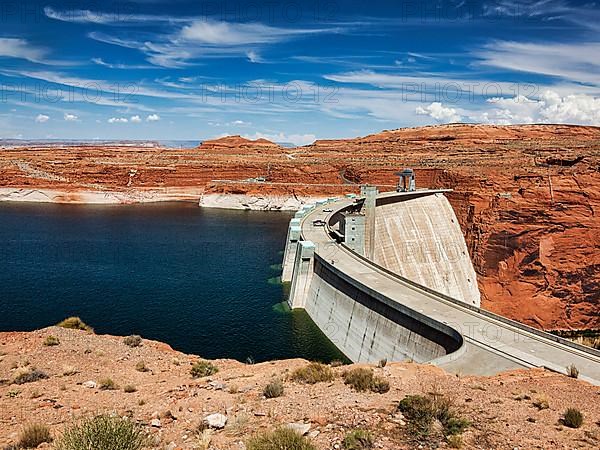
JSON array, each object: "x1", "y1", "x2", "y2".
[{"x1": 0, "y1": 203, "x2": 344, "y2": 362}]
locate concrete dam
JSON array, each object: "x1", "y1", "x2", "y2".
[{"x1": 281, "y1": 187, "x2": 600, "y2": 385}]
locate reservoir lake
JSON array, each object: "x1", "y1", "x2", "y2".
[{"x1": 0, "y1": 202, "x2": 345, "y2": 362}]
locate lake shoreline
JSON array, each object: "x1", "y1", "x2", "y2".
[{"x1": 0, "y1": 187, "x2": 326, "y2": 211}]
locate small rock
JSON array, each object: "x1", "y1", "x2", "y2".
[
  {"x1": 204, "y1": 413, "x2": 227, "y2": 429},
  {"x1": 254, "y1": 411, "x2": 266, "y2": 417},
  {"x1": 82, "y1": 381, "x2": 96, "y2": 389},
  {"x1": 209, "y1": 381, "x2": 226, "y2": 390},
  {"x1": 285, "y1": 422, "x2": 311, "y2": 436},
  {"x1": 308, "y1": 430, "x2": 320, "y2": 438},
  {"x1": 165, "y1": 442, "x2": 177, "y2": 450},
  {"x1": 150, "y1": 418, "x2": 161, "y2": 428}
]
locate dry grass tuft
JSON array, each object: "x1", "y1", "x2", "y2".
[
  {"x1": 57, "y1": 317, "x2": 92, "y2": 332},
  {"x1": 291, "y1": 362, "x2": 334, "y2": 384}
]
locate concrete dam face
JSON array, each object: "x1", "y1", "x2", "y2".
[
  {"x1": 373, "y1": 193, "x2": 480, "y2": 307},
  {"x1": 282, "y1": 189, "x2": 600, "y2": 383}
]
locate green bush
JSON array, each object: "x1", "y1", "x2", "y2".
[
  {"x1": 43, "y1": 335, "x2": 60, "y2": 346},
  {"x1": 263, "y1": 379, "x2": 284, "y2": 399},
  {"x1": 55, "y1": 415, "x2": 149, "y2": 450},
  {"x1": 18, "y1": 424, "x2": 52, "y2": 448},
  {"x1": 123, "y1": 335, "x2": 142, "y2": 348},
  {"x1": 190, "y1": 360, "x2": 219, "y2": 378},
  {"x1": 57, "y1": 317, "x2": 92, "y2": 332},
  {"x1": 291, "y1": 362, "x2": 334, "y2": 384},
  {"x1": 247, "y1": 427, "x2": 316, "y2": 450},
  {"x1": 13, "y1": 368, "x2": 49, "y2": 385},
  {"x1": 561, "y1": 408, "x2": 584, "y2": 428},
  {"x1": 342, "y1": 368, "x2": 390, "y2": 394},
  {"x1": 343, "y1": 429, "x2": 374, "y2": 450}
]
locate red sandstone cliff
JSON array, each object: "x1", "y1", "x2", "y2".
[{"x1": 1, "y1": 124, "x2": 599, "y2": 332}]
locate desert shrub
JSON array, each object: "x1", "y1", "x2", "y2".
[
  {"x1": 566, "y1": 364, "x2": 579, "y2": 379},
  {"x1": 343, "y1": 429, "x2": 374, "y2": 450},
  {"x1": 263, "y1": 379, "x2": 284, "y2": 398},
  {"x1": 135, "y1": 361, "x2": 148, "y2": 372},
  {"x1": 444, "y1": 417, "x2": 471, "y2": 436},
  {"x1": 123, "y1": 385, "x2": 137, "y2": 393},
  {"x1": 447, "y1": 434, "x2": 463, "y2": 449},
  {"x1": 370, "y1": 376, "x2": 390, "y2": 394},
  {"x1": 291, "y1": 362, "x2": 334, "y2": 384},
  {"x1": 13, "y1": 368, "x2": 49, "y2": 385},
  {"x1": 398, "y1": 394, "x2": 470, "y2": 439},
  {"x1": 532, "y1": 394, "x2": 549, "y2": 410},
  {"x1": 190, "y1": 360, "x2": 219, "y2": 378},
  {"x1": 123, "y1": 335, "x2": 142, "y2": 348},
  {"x1": 55, "y1": 415, "x2": 149, "y2": 450},
  {"x1": 98, "y1": 378, "x2": 117, "y2": 390},
  {"x1": 43, "y1": 335, "x2": 60, "y2": 346},
  {"x1": 62, "y1": 366, "x2": 78, "y2": 376},
  {"x1": 398, "y1": 395, "x2": 435, "y2": 436},
  {"x1": 18, "y1": 423, "x2": 52, "y2": 448},
  {"x1": 330, "y1": 359, "x2": 345, "y2": 367},
  {"x1": 561, "y1": 408, "x2": 584, "y2": 428},
  {"x1": 247, "y1": 427, "x2": 316, "y2": 450},
  {"x1": 57, "y1": 317, "x2": 92, "y2": 331},
  {"x1": 342, "y1": 368, "x2": 389, "y2": 394},
  {"x1": 225, "y1": 412, "x2": 250, "y2": 436},
  {"x1": 343, "y1": 368, "x2": 372, "y2": 391}
]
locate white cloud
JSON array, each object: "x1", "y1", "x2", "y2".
[
  {"x1": 146, "y1": 114, "x2": 161, "y2": 122},
  {"x1": 130, "y1": 115, "x2": 142, "y2": 123},
  {"x1": 91, "y1": 57, "x2": 154, "y2": 70},
  {"x1": 482, "y1": 0, "x2": 571, "y2": 18},
  {"x1": 86, "y1": 16, "x2": 343, "y2": 68},
  {"x1": 44, "y1": 7, "x2": 115, "y2": 24},
  {"x1": 179, "y1": 20, "x2": 328, "y2": 45},
  {"x1": 108, "y1": 117, "x2": 129, "y2": 123},
  {"x1": 246, "y1": 50, "x2": 262, "y2": 63},
  {"x1": 473, "y1": 90, "x2": 600, "y2": 125},
  {"x1": 64, "y1": 113, "x2": 78, "y2": 122},
  {"x1": 35, "y1": 114, "x2": 49, "y2": 123},
  {"x1": 0, "y1": 38, "x2": 48, "y2": 63},
  {"x1": 475, "y1": 41, "x2": 600, "y2": 87},
  {"x1": 416, "y1": 102, "x2": 461, "y2": 123}
]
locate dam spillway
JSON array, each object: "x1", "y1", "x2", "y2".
[{"x1": 282, "y1": 189, "x2": 600, "y2": 385}]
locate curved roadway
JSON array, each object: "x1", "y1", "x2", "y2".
[{"x1": 300, "y1": 194, "x2": 600, "y2": 385}]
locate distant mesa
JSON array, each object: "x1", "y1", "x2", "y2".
[{"x1": 198, "y1": 135, "x2": 283, "y2": 153}]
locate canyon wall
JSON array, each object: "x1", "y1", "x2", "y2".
[{"x1": 1, "y1": 125, "x2": 599, "y2": 331}]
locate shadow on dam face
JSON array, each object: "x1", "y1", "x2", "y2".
[{"x1": 310, "y1": 255, "x2": 463, "y2": 362}]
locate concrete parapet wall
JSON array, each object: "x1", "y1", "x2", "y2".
[{"x1": 303, "y1": 255, "x2": 463, "y2": 363}]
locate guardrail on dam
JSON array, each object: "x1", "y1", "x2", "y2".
[{"x1": 281, "y1": 189, "x2": 600, "y2": 385}]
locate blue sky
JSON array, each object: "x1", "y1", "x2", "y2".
[{"x1": 0, "y1": 0, "x2": 598, "y2": 144}]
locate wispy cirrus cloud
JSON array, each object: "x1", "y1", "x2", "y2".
[
  {"x1": 46, "y1": 6, "x2": 346, "y2": 68},
  {"x1": 91, "y1": 58, "x2": 155, "y2": 70},
  {"x1": 474, "y1": 41, "x2": 600, "y2": 87}
]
